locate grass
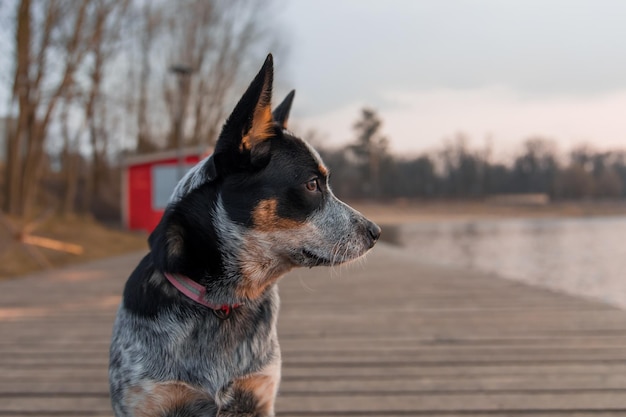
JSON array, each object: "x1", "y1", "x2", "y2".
[{"x1": 0, "y1": 215, "x2": 147, "y2": 279}]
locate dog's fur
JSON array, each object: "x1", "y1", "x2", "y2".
[{"x1": 109, "y1": 55, "x2": 381, "y2": 417}]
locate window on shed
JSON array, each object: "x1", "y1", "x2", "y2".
[{"x1": 152, "y1": 164, "x2": 195, "y2": 209}]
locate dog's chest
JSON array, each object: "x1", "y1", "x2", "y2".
[
  {"x1": 110, "y1": 290, "x2": 280, "y2": 397},
  {"x1": 171, "y1": 314, "x2": 276, "y2": 388}
]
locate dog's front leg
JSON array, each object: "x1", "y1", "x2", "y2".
[{"x1": 217, "y1": 359, "x2": 280, "y2": 417}]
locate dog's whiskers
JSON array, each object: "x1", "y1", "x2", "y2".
[
  {"x1": 329, "y1": 239, "x2": 343, "y2": 278},
  {"x1": 297, "y1": 271, "x2": 317, "y2": 293}
]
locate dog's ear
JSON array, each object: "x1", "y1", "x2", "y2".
[
  {"x1": 148, "y1": 212, "x2": 184, "y2": 272},
  {"x1": 273, "y1": 90, "x2": 295, "y2": 129},
  {"x1": 214, "y1": 54, "x2": 274, "y2": 172}
]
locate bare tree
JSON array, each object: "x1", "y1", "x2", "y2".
[
  {"x1": 511, "y1": 137, "x2": 559, "y2": 195},
  {"x1": 5, "y1": 0, "x2": 91, "y2": 218},
  {"x1": 135, "y1": 1, "x2": 161, "y2": 153},
  {"x1": 4, "y1": 0, "x2": 131, "y2": 218},
  {"x1": 59, "y1": 87, "x2": 83, "y2": 217},
  {"x1": 159, "y1": 0, "x2": 282, "y2": 150},
  {"x1": 349, "y1": 108, "x2": 389, "y2": 197},
  {"x1": 80, "y1": 0, "x2": 130, "y2": 213}
]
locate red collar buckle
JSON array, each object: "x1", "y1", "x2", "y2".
[{"x1": 213, "y1": 305, "x2": 232, "y2": 320}]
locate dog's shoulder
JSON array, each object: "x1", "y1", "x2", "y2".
[{"x1": 122, "y1": 253, "x2": 178, "y2": 318}]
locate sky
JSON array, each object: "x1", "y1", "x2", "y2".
[
  {"x1": 277, "y1": 0, "x2": 626, "y2": 158},
  {"x1": 1, "y1": 1, "x2": 625, "y2": 160}
]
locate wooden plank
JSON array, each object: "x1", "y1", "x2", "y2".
[
  {"x1": 8, "y1": 347, "x2": 626, "y2": 368},
  {"x1": 279, "y1": 414, "x2": 626, "y2": 417},
  {"x1": 0, "y1": 396, "x2": 111, "y2": 413},
  {"x1": 6, "y1": 372, "x2": 626, "y2": 393},
  {"x1": 274, "y1": 392, "x2": 626, "y2": 412},
  {"x1": 5, "y1": 392, "x2": 626, "y2": 414}
]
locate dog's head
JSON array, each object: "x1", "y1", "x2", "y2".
[{"x1": 150, "y1": 54, "x2": 380, "y2": 299}]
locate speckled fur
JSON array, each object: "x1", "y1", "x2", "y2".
[{"x1": 109, "y1": 55, "x2": 380, "y2": 417}]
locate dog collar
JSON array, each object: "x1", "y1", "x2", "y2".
[{"x1": 164, "y1": 272, "x2": 242, "y2": 319}]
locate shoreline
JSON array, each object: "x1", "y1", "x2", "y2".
[{"x1": 350, "y1": 200, "x2": 626, "y2": 225}]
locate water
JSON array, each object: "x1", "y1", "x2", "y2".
[{"x1": 400, "y1": 216, "x2": 626, "y2": 308}]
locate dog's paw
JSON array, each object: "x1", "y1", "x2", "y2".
[
  {"x1": 217, "y1": 408, "x2": 265, "y2": 417},
  {"x1": 216, "y1": 389, "x2": 271, "y2": 417}
]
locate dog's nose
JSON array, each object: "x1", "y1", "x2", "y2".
[{"x1": 365, "y1": 220, "x2": 381, "y2": 247}]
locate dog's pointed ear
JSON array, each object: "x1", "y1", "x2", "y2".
[
  {"x1": 273, "y1": 90, "x2": 295, "y2": 129},
  {"x1": 215, "y1": 54, "x2": 274, "y2": 169}
]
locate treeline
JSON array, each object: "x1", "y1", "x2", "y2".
[
  {"x1": 1, "y1": 0, "x2": 281, "y2": 220},
  {"x1": 318, "y1": 108, "x2": 626, "y2": 201}
]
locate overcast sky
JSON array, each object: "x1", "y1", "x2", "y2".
[{"x1": 277, "y1": 0, "x2": 626, "y2": 157}]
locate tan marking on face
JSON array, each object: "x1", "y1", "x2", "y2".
[
  {"x1": 236, "y1": 233, "x2": 294, "y2": 299},
  {"x1": 236, "y1": 222, "x2": 315, "y2": 299},
  {"x1": 125, "y1": 381, "x2": 212, "y2": 417},
  {"x1": 237, "y1": 199, "x2": 314, "y2": 299},
  {"x1": 231, "y1": 358, "x2": 281, "y2": 415},
  {"x1": 252, "y1": 198, "x2": 302, "y2": 232},
  {"x1": 236, "y1": 260, "x2": 291, "y2": 299},
  {"x1": 318, "y1": 163, "x2": 329, "y2": 177},
  {"x1": 240, "y1": 104, "x2": 273, "y2": 151}
]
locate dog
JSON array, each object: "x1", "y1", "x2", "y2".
[{"x1": 109, "y1": 54, "x2": 381, "y2": 417}]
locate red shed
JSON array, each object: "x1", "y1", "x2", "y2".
[{"x1": 122, "y1": 148, "x2": 211, "y2": 232}]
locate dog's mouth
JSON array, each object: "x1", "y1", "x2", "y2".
[
  {"x1": 293, "y1": 249, "x2": 332, "y2": 267},
  {"x1": 293, "y1": 247, "x2": 367, "y2": 268}
]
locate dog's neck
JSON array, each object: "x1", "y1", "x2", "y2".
[
  {"x1": 211, "y1": 198, "x2": 295, "y2": 300},
  {"x1": 164, "y1": 271, "x2": 242, "y2": 319}
]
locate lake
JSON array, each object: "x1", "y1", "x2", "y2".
[{"x1": 400, "y1": 216, "x2": 626, "y2": 309}]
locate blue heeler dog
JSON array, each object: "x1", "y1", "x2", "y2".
[{"x1": 109, "y1": 54, "x2": 381, "y2": 417}]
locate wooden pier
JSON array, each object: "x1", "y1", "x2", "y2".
[{"x1": 3, "y1": 243, "x2": 626, "y2": 416}]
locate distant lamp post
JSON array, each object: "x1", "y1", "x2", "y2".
[{"x1": 169, "y1": 64, "x2": 193, "y2": 180}]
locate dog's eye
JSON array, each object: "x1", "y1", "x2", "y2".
[{"x1": 305, "y1": 178, "x2": 320, "y2": 192}]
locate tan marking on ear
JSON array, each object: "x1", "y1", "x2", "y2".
[
  {"x1": 148, "y1": 272, "x2": 177, "y2": 297},
  {"x1": 166, "y1": 224, "x2": 184, "y2": 258},
  {"x1": 252, "y1": 198, "x2": 302, "y2": 231},
  {"x1": 230, "y1": 358, "x2": 281, "y2": 415},
  {"x1": 240, "y1": 104, "x2": 274, "y2": 151},
  {"x1": 125, "y1": 381, "x2": 212, "y2": 417}
]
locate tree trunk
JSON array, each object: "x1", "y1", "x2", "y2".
[
  {"x1": 136, "y1": 1, "x2": 157, "y2": 153},
  {"x1": 59, "y1": 95, "x2": 81, "y2": 218},
  {"x1": 4, "y1": 0, "x2": 31, "y2": 216},
  {"x1": 61, "y1": 154, "x2": 79, "y2": 218}
]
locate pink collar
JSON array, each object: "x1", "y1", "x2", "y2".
[{"x1": 164, "y1": 272, "x2": 242, "y2": 319}]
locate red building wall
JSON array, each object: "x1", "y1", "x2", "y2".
[{"x1": 126, "y1": 155, "x2": 201, "y2": 232}]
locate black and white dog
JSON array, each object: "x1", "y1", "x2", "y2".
[{"x1": 109, "y1": 54, "x2": 381, "y2": 417}]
